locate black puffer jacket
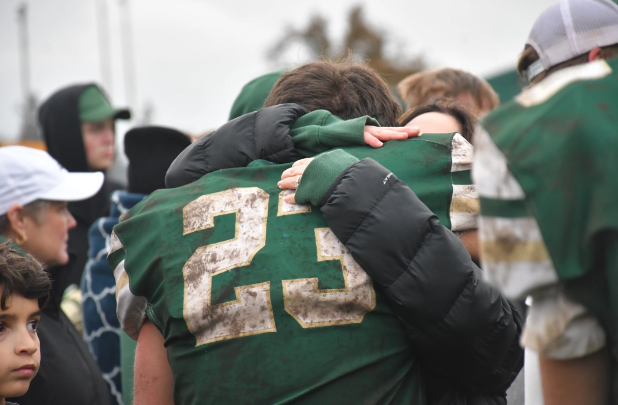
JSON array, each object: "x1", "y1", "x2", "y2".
[
  {"x1": 318, "y1": 158, "x2": 523, "y2": 405},
  {"x1": 166, "y1": 104, "x2": 524, "y2": 405},
  {"x1": 166, "y1": 103, "x2": 308, "y2": 188}
]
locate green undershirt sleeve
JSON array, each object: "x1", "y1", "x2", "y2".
[
  {"x1": 290, "y1": 110, "x2": 380, "y2": 157},
  {"x1": 294, "y1": 149, "x2": 360, "y2": 206}
]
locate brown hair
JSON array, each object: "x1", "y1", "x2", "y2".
[
  {"x1": 518, "y1": 44, "x2": 618, "y2": 85},
  {"x1": 398, "y1": 98, "x2": 477, "y2": 143},
  {"x1": 0, "y1": 241, "x2": 51, "y2": 310},
  {"x1": 397, "y1": 68, "x2": 499, "y2": 114},
  {"x1": 264, "y1": 58, "x2": 401, "y2": 127}
]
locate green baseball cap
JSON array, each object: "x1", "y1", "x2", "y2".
[{"x1": 78, "y1": 85, "x2": 131, "y2": 122}]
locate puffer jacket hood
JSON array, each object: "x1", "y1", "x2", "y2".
[{"x1": 166, "y1": 103, "x2": 308, "y2": 188}]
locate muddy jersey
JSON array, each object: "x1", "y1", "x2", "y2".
[
  {"x1": 342, "y1": 133, "x2": 477, "y2": 233},
  {"x1": 108, "y1": 133, "x2": 472, "y2": 405},
  {"x1": 474, "y1": 59, "x2": 618, "y2": 364}
]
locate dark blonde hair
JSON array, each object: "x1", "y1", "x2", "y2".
[
  {"x1": 518, "y1": 43, "x2": 618, "y2": 85},
  {"x1": 397, "y1": 68, "x2": 499, "y2": 113},
  {"x1": 0, "y1": 241, "x2": 51, "y2": 310},
  {"x1": 265, "y1": 58, "x2": 402, "y2": 127},
  {"x1": 398, "y1": 98, "x2": 477, "y2": 143}
]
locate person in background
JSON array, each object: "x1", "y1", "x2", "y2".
[
  {"x1": 0, "y1": 241, "x2": 51, "y2": 405},
  {"x1": 397, "y1": 67, "x2": 499, "y2": 118},
  {"x1": 81, "y1": 126, "x2": 192, "y2": 405},
  {"x1": 38, "y1": 84, "x2": 131, "y2": 288},
  {"x1": 474, "y1": 0, "x2": 618, "y2": 404},
  {"x1": 0, "y1": 146, "x2": 111, "y2": 405},
  {"x1": 516, "y1": 2, "x2": 618, "y2": 86}
]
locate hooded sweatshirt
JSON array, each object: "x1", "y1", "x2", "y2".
[
  {"x1": 38, "y1": 84, "x2": 122, "y2": 287},
  {"x1": 228, "y1": 70, "x2": 286, "y2": 121}
]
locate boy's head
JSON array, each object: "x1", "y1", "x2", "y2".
[
  {"x1": 264, "y1": 59, "x2": 402, "y2": 127},
  {"x1": 0, "y1": 241, "x2": 51, "y2": 400},
  {"x1": 78, "y1": 85, "x2": 131, "y2": 171},
  {"x1": 518, "y1": 0, "x2": 618, "y2": 84},
  {"x1": 39, "y1": 84, "x2": 131, "y2": 173},
  {"x1": 397, "y1": 68, "x2": 499, "y2": 118}
]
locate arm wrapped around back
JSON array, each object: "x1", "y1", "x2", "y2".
[{"x1": 317, "y1": 157, "x2": 524, "y2": 405}]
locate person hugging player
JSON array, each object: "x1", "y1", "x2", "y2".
[{"x1": 0, "y1": 241, "x2": 51, "y2": 405}]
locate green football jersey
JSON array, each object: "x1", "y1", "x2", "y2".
[
  {"x1": 290, "y1": 111, "x2": 478, "y2": 233},
  {"x1": 108, "y1": 133, "x2": 472, "y2": 405},
  {"x1": 342, "y1": 132, "x2": 477, "y2": 233},
  {"x1": 474, "y1": 58, "x2": 618, "y2": 368}
]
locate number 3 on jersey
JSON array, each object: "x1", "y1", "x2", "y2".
[{"x1": 182, "y1": 187, "x2": 375, "y2": 346}]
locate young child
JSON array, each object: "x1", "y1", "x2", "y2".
[{"x1": 0, "y1": 241, "x2": 51, "y2": 405}]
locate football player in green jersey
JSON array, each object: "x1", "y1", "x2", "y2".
[
  {"x1": 111, "y1": 60, "x2": 522, "y2": 405},
  {"x1": 474, "y1": 1, "x2": 618, "y2": 404}
]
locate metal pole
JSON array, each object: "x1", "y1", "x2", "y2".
[
  {"x1": 16, "y1": 3, "x2": 40, "y2": 142},
  {"x1": 17, "y1": 3, "x2": 31, "y2": 103},
  {"x1": 95, "y1": 0, "x2": 113, "y2": 93},
  {"x1": 119, "y1": 0, "x2": 136, "y2": 110}
]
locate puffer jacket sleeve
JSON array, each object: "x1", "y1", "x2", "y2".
[
  {"x1": 320, "y1": 158, "x2": 524, "y2": 404},
  {"x1": 165, "y1": 103, "x2": 309, "y2": 188}
]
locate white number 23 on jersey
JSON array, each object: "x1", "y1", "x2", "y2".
[{"x1": 182, "y1": 187, "x2": 375, "y2": 346}]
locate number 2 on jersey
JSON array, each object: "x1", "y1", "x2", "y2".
[{"x1": 183, "y1": 188, "x2": 375, "y2": 346}]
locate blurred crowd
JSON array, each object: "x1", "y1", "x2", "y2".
[{"x1": 0, "y1": 1, "x2": 617, "y2": 405}]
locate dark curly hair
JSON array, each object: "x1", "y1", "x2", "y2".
[{"x1": 0, "y1": 241, "x2": 51, "y2": 310}]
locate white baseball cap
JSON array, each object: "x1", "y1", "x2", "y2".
[
  {"x1": 525, "y1": 0, "x2": 618, "y2": 81},
  {"x1": 0, "y1": 146, "x2": 104, "y2": 215}
]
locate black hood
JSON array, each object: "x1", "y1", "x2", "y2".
[
  {"x1": 38, "y1": 83, "x2": 122, "y2": 224},
  {"x1": 39, "y1": 85, "x2": 123, "y2": 286},
  {"x1": 38, "y1": 83, "x2": 94, "y2": 173}
]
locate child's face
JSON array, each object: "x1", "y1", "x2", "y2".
[{"x1": 0, "y1": 294, "x2": 41, "y2": 399}]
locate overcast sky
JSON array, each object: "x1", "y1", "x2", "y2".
[{"x1": 0, "y1": 0, "x2": 558, "y2": 141}]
